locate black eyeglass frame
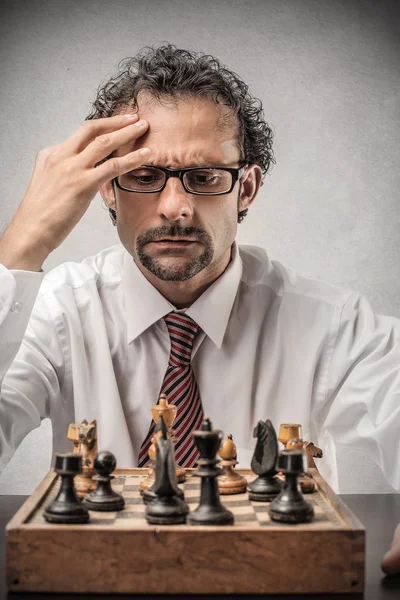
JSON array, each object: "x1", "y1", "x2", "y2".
[{"x1": 113, "y1": 164, "x2": 248, "y2": 196}]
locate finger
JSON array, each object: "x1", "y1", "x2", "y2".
[
  {"x1": 381, "y1": 546, "x2": 400, "y2": 575},
  {"x1": 88, "y1": 147, "x2": 152, "y2": 187},
  {"x1": 62, "y1": 113, "x2": 139, "y2": 155},
  {"x1": 78, "y1": 119, "x2": 149, "y2": 168},
  {"x1": 381, "y1": 523, "x2": 400, "y2": 576}
]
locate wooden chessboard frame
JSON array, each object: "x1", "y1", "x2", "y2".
[{"x1": 6, "y1": 468, "x2": 365, "y2": 594}]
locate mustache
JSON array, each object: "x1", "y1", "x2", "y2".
[{"x1": 137, "y1": 226, "x2": 210, "y2": 246}]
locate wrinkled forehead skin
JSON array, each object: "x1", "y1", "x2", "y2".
[{"x1": 119, "y1": 91, "x2": 244, "y2": 166}]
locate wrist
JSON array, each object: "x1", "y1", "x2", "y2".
[{"x1": 0, "y1": 222, "x2": 50, "y2": 271}]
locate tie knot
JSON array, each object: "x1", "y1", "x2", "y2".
[{"x1": 164, "y1": 312, "x2": 199, "y2": 366}]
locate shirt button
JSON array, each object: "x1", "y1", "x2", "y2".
[{"x1": 10, "y1": 301, "x2": 23, "y2": 313}]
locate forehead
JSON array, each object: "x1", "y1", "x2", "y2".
[{"x1": 119, "y1": 95, "x2": 242, "y2": 167}]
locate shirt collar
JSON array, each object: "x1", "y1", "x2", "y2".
[{"x1": 124, "y1": 242, "x2": 243, "y2": 349}]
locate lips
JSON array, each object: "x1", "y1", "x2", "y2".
[{"x1": 151, "y1": 238, "x2": 197, "y2": 243}]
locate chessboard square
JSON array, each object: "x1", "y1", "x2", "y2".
[
  {"x1": 118, "y1": 510, "x2": 146, "y2": 519},
  {"x1": 125, "y1": 476, "x2": 140, "y2": 483},
  {"x1": 228, "y1": 505, "x2": 255, "y2": 516},
  {"x1": 255, "y1": 510, "x2": 271, "y2": 523},
  {"x1": 124, "y1": 497, "x2": 145, "y2": 505},
  {"x1": 123, "y1": 491, "x2": 143, "y2": 499},
  {"x1": 263, "y1": 519, "x2": 285, "y2": 527},
  {"x1": 90, "y1": 517, "x2": 117, "y2": 525},
  {"x1": 252, "y1": 503, "x2": 272, "y2": 512},
  {"x1": 313, "y1": 505, "x2": 325, "y2": 515},
  {"x1": 117, "y1": 519, "x2": 148, "y2": 528},
  {"x1": 222, "y1": 498, "x2": 250, "y2": 509},
  {"x1": 183, "y1": 482, "x2": 198, "y2": 490},
  {"x1": 182, "y1": 488, "x2": 200, "y2": 499},
  {"x1": 307, "y1": 497, "x2": 320, "y2": 507},
  {"x1": 313, "y1": 511, "x2": 331, "y2": 523},
  {"x1": 124, "y1": 485, "x2": 140, "y2": 492},
  {"x1": 112, "y1": 476, "x2": 126, "y2": 485},
  {"x1": 88, "y1": 511, "x2": 117, "y2": 520},
  {"x1": 112, "y1": 485, "x2": 124, "y2": 493},
  {"x1": 122, "y1": 504, "x2": 146, "y2": 514},
  {"x1": 234, "y1": 513, "x2": 259, "y2": 524}
]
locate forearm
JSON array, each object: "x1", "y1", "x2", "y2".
[{"x1": 0, "y1": 221, "x2": 50, "y2": 272}]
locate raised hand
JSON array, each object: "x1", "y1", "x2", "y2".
[{"x1": 0, "y1": 113, "x2": 150, "y2": 271}]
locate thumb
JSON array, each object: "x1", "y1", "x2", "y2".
[{"x1": 381, "y1": 523, "x2": 400, "y2": 575}]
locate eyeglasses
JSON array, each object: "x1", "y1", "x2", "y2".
[{"x1": 113, "y1": 164, "x2": 247, "y2": 196}]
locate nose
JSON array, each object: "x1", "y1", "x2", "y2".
[{"x1": 156, "y1": 177, "x2": 194, "y2": 222}]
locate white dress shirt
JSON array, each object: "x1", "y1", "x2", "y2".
[{"x1": 0, "y1": 242, "x2": 399, "y2": 492}]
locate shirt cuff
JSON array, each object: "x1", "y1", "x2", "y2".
[{"x1": 0, "y1": 264, "x2": 44, "y2": 343}]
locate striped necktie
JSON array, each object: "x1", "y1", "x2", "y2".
[{"x1": 137, "y1": 312, "x2": 204, "y2": 468}]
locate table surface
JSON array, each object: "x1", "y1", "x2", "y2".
[{"x1": 1, "y1": 494, "x2": 400, "y2": 600}]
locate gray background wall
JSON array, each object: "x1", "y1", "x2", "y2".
[{"x1": 0, "y1": 0, "x2": 399, "y2": 493}]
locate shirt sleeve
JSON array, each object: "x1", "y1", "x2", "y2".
[
  {"x1": 312, "y1": 292, "x2": 400, "y2": 493},
  {"x1": 0, "y1": 265, "x2": 64, "y2": 472}
]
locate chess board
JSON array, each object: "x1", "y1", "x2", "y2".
[{"x1": 6, "y1": 468, "x2": 365, "y2": 594}]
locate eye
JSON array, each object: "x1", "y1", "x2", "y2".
[
  {"x1": 187, "y1": 171, "x2": 223, "y2": 187},
  {"x1": 124, "y1": 168, "x2": 164, "y2": 188}
]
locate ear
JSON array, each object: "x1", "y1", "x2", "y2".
[
  {"x1": 99, "y1": 179, "x2": 116, "y2": 211},
  {"x1": 238, "y1": 164, "x2": 263, "y2": 212}
]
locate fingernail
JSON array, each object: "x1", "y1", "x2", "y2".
[
  {"x1": 134, "y1": 119, "x2": 147, "y2": 127},
  {"x1": 139, "y1": 148, "x2": 151, "y2": 156},
  {"x1": 123, "y1": 113, "x2": 138, "y2": 119}
]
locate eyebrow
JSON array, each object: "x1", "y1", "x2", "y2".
[{"x1": 144, "y1": 162, "x2": 238, "y2": 169}]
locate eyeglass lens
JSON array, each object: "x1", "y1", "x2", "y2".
[{"x1": 118, "y1": 167, "x2": 234, "y2": 193}]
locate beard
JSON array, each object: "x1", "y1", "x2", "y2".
[{"x1": 136, "y1": 225, "x2": 214, "y2": 281}]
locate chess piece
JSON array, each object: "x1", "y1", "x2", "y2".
[
  {"x1": 142, "y1": 416, "x2": 185, "y2": 504},
  {"x1": 139, "y1": 394, "x2": 185, "y2": 493},
  {"x1": 284, "y1": 437, "x2": 323, "y2": 493},
  {"x1": 269, "y1": 449, "x2": 314, "y2": 523},
  {"x1": 139, "y1": 432, "x2": 158, "y2": 495},
  {"x1": 285, "y1": 438, "x2": 323, "y2": 470},
  {"x1": 218, "y1": 434, "x2": 247, "y2": 494},
  {"x1": 188, "y1": 418, "x2": 234, "y2": 525},
  {"x1": 285, "y1": 438, "x2": 315, "y2": 493},
  {"x1": 67, "y1": 419, "x2": 98, "y2": 498},
  {"x1": 247, "y1": 419, "x2": 282, "y2": 501},
  {"x1": 145, "y1": 415, "x2": 189, "y2": 525},
  {"x1": 44, "y1": 453, "x2": 89, "y2": 524},
  {"x1": 303, "y1": 441, "x2": 323, "y2": 469},
  {"x1": 278, "y1": 423, "x2": 302, "y2": 448},
  {"x1": 83, "y1": 451, "x2": 125, "y2": 511}
]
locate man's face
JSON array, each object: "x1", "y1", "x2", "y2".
[{"x1": 102, "y1": 96, "x2": 260, "y2": 286}]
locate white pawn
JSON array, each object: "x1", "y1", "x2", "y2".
[{"x1": 218, "y1": 434, "x2": 247, "y2": 494}]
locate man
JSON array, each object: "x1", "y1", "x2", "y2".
[{"x1": 0, "y1": 44, "x2": 399, "y2": 573}]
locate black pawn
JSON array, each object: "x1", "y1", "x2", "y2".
[
  {"x1": 269, "y1": 450, "x2": 314, "y2": 523},
  {"x1": 83, "y1": 451, "x2": 125, "y2": 511},
  {"x1": 44, "y1": 453, "x2": 89, "y2": 524},
  {"x1": 188, "y1": 418, "x2": 234, "y2": 526}
]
